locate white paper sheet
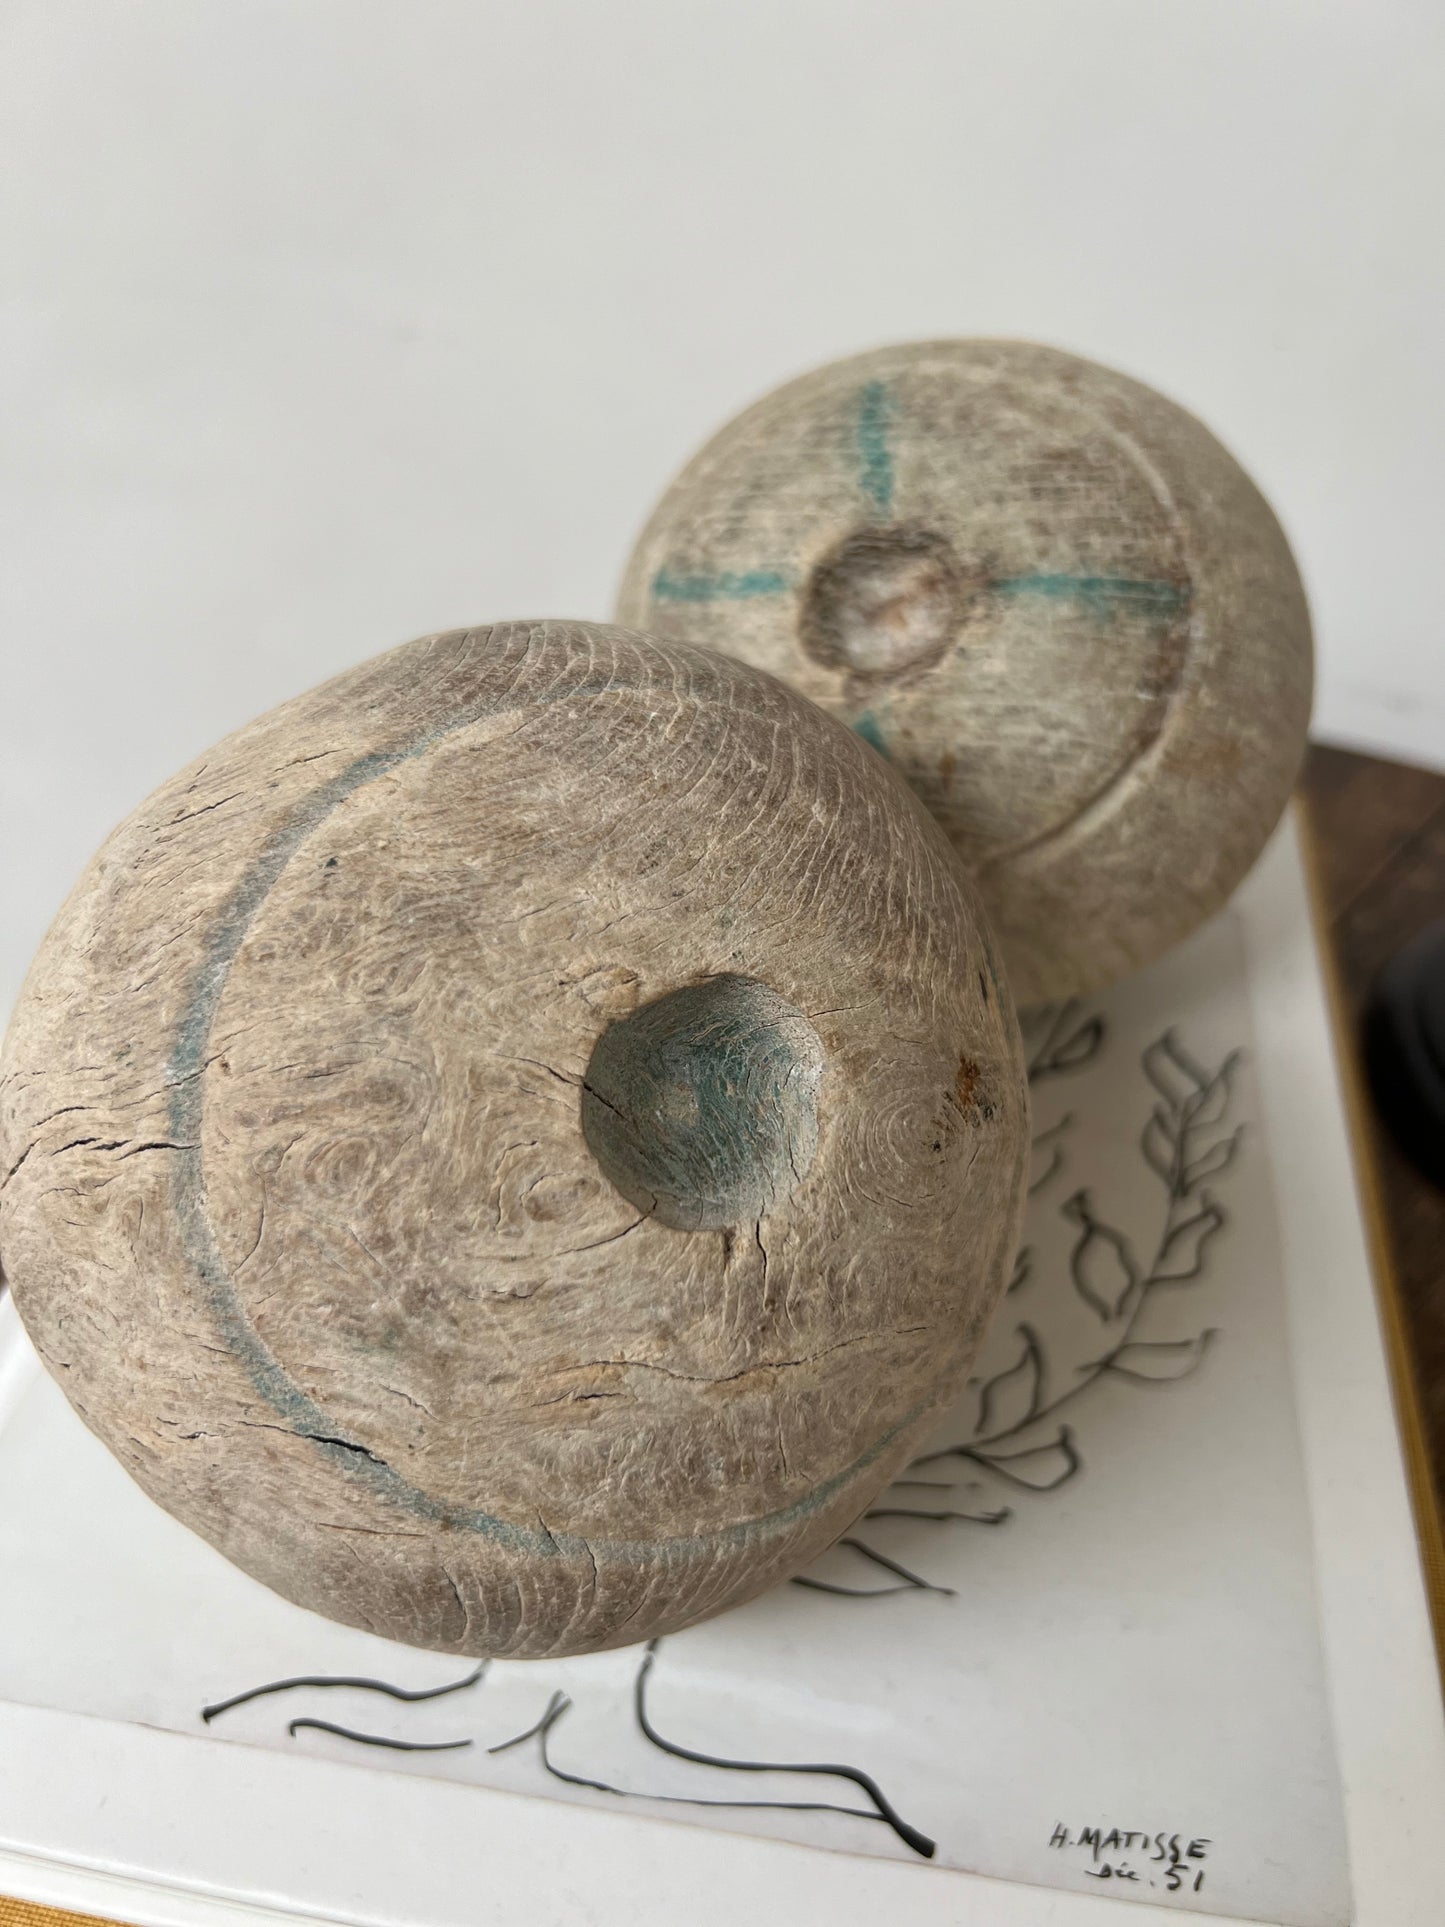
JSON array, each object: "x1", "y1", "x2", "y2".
[{"x1": 0, "y1": 889, "x2": 1358, "y2": 1924}]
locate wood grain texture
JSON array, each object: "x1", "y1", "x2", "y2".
[
  {"x1": 1300, "y1": 742, "x2": 1445, "y2": 1509},
  {"x1": 617, "y1": 340, "x2": 1314, "y2": 1005},
  {"x1": 0, "y1": 620, "x2": 1028, "y2": 1658}
]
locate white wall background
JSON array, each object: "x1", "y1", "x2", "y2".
[{"x1": 2, "y1": 0, "x2": 1443, "y2": 1016}]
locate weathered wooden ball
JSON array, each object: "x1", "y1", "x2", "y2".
[
  {"x1": 0, "y1": 620, "x2": 1028, "y2": 1658},
  {"x1": 616, "y1": 340, "x2": 1314, "y2": 1004}
]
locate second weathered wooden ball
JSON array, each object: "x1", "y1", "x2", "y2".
[
  {"x1": 0, "y1": 620, "x2": 1028, "y2": 1659},
  {"x1": 617, "y1": 340, "x2": 1314, "y2": 1004}
]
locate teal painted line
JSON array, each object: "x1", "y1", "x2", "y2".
[
  {"x1": 996, "y1": 573, "x2": 1189, "y2": 616},
  {"x1": 651, "y1": 566, "x2": 792, "y2": 602},
  {"x1": 166, "y1": 650, "x2": 918, "y2": 1559},
  {"x1": 856, "y1": 380, "x2": 895, "y2": 512},
  {"x1": 852, "y1": 711, "x2": 891, "y2": 760}
]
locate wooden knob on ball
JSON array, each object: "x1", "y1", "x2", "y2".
[
  {"x1": 617, "y1": 340, "x2": 1314, "y2": 1004},
  {"x1": 0, "y1": 621, "x2": 1028, "y2": 1658}
]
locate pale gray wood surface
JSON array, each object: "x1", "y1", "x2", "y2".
[
  {"x1": 618, "y1": 340, "x2": 1313, "y2": 1004},
  {"x1": 0, "y1": 620, "x2": 1028, "y2": 1657}
]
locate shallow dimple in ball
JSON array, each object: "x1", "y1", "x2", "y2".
[
  {"x1": 581, "y1": 976, "x2": 824, "y2": 1232},
  {"x1": 800, "y1": 526, "x2": 971, "y2": 680},
  {"x1": 0, "y1": 620, "x2": 1028, "y2": 1660},
  {"x1": 616, "y1": 340, "x2": 1314, "y2": 1004}
]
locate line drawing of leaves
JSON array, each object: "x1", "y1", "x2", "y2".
[
  {"x1": 1026, "y1": 1002, "x2": 1107, "y2": 1083},
  {"x1": 1153, "y1": 1196, "x2": 1225, "y2": 1283},
  {"x1": 1148, "y1": 1025, "x2": 1217, "y2": 1102},
  {"x1": 1028, "y1": 1110, "x2": 1075, "y2": 1198},
  {"x1": 1181, "y1": 1053, "x2": 1240, "y2": 1130},
  {"x1": 855, "y1": 1025, "x2": 1240, "y2": 1544},
  {"x1": 974, "y1": 1323, "x2": 1044, "y2": 1435},
  {"x1": 1029, "y1": 1141, "x2": 1066, "y2": 1195},
  {"x1": 1142, "y1": 1030, "x2": 1203, "y2": 1110},
  {"x1": 1141, "y1": 1105, "x2": 1180, "y2": 1185},
  {"x1": 966, "y1": 1426, "x2": 1082, "y2": 1491},
  {"x1": 653, "y1": 1018, "x2": 1245, "y2": 1848},
  {"x1": 1183, "y1": 1127, "x2": 1243, "y2": 1193},
  {"x1": 1063, "y1": 1191, "x2": 1141, "y2": 1321},
  {"x1": 1102, "y1": 1331, "x2": 1219, "y2": 1383},
  {"x1": 793, "y1": 1537, "x2": 955, "y2": 1598}
]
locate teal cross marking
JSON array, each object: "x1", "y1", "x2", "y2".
[
  {"x1": 995, "y1": 574, "x2": 1189, "y2": 618},
  {"x1": 651, "y1": 567, "x2": 793, "y2": 603},
  {"x1": 856, "y1": 381, "x2": 895, "y2": 512},
  {"x1": 852, "y1": 711, "x2": 891, "y2": 759}
]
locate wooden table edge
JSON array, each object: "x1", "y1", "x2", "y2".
[{"x1": 1295, "y1": 792, "x2": 1445, "y2": 1694}]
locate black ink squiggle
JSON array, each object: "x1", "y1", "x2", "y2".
[
  {"x1": 632, "y1": 1642, "x2": 935, "y2": 1858},
  {"x1": 287, "y1": 1716, "x2": 472, "y2": 1752},
  {"x1": 1026, "y1": 1003, "x2": 1106, "y2": 1082},
  {"x1": 534, "y1": 1692, "x2": 887, "y2": 1830},
  {"x1": 804, "y1": 1027, "x2": 1240, "y2": 1602},
  {"x1": 202, "y1": 1662, "x2": 486, "y2": 1724},
  {"x1": 489, "y1": 1690, "x2": 568, "y2": 1755},
  {"x1": 793, "y1": 1536, "x2": 954, "y2": 1597}
]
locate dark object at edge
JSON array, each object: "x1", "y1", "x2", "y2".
[{"x1": 1365, "y1": 917, "x2": 1445, "y2": 1192}]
